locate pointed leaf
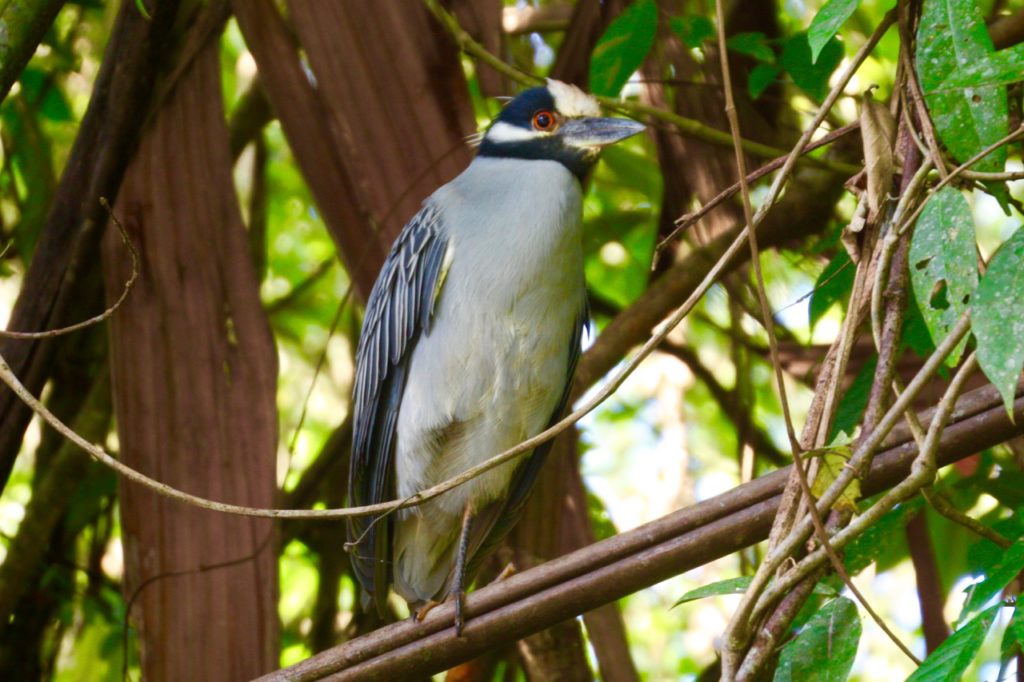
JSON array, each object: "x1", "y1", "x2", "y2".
[
  {"x1": 774, "y1": 597, "x2": 861, "y2": 682},
  {"x1": 1001, "y1": 601, "x2": 1024, "y2": 657},
  {"x1": 781, "y1": 33, "x2": 844, "y2": 101},
  {"x1": 917, "y1": 0, "x2": 1017, "y2": 171},
  {"x1": 727, "y1": 32, "x2": 774, "y2": 63},
  {"x1": 669, "y1": 15, "x2": 715, "y2": 49},
  {"x1": 748, "y1": 63, "x2": 781, "y2": 100},
  {"x1": 907, "y1": 603, "x2": 1001, "y2": 682},
  {"x1": 909, "y1": 187, "x2": 978, "y2": 367},
  {"x1": 589, "y1": 0, "x2": 658, "y2": 97},
  {"x1": 673, "y1": 577, "x2": 752, "y2": 606},
  {"x1": 973, "y1": 225, "x2": 1024, "y2": 415},
  {"x1": 808, "y1": 0, "x2": 860, "y2": 62},
  {"x1": 809, "y1": 249, "x2": 855, "y2": 330},
  {"x1": 958, "y1": 539, "x2": 1024, "y2": 627}
]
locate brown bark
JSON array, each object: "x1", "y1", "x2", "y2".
[
  {"x1": 103, "y1": 42, "x2": 278, "y2": 681},
  {"x1": 906, "y1": 511, "x2": 950, "y2": 652},
  {"x1": 233, "y1": 0, "x2": 477, "y2": 297},
  {"x1": 549, "y1": 0, "x2": 627, "y2": 87},
  {"x1": 0, "y1": 0, "x2": 182, "y2": 491}
]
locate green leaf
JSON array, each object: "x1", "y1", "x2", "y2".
[
  {"x1": 907, "y1": 603, "x2": 1001, "y2": 682},
  {"x1": 674, "y1": 576, "x2": 838, "y2": 608},
  {"x1": 830, "y1": 355, "x2": 877, "y2": 442},
  {"x1": 669, "y1": 15, "x2": 715, "y2": 49},
  {"x1": 748, "y1": 63, "x2": 781, "y2": 100},
  {"x1": 958, "y1": 539, "x2": 1024, "y2": 626},
  {"x1": 970, "y1": 224, "x2": 1024, "y2": 413},
  {"x1": 774, "y1": 597, "x2": 861, "y2": 682},
  {"x1": 973, "y1": 225, "x2": 1024, "y2": 415},
  {"x1": 673, "y1": 577, "x2": 751, "y2": 606},
  {"x1": 909, "y1": 187, "x2": 978, "y2": 367},
  {"x1": 809, "y1": 250, "x2": 855, "y2": 329},
  {"x1": 916, "y1": 0, "x2": 1024, "y2": 171},
  {"x1": 1001, "y1": 601, "x2": 1024, "y2": 657},
  {"x1": 808, "y1": 0, "x2": 859, "y2": 63},
  {"x1": 727, "y1": 32, "x2": 774, "y2": 63},
  {"x1": 970, "y1": 224, "x2": 1024, "y2": 409},
  {"x1": 589, "y1": 0, "x2": 658, "y2": 97},
  {"x1": 781, "y1": 33, "x2": 844, "y2": 101}
]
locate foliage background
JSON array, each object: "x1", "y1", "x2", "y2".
[{"x1": 0, "y1": 0, "x2": 1023, "y2": 680}]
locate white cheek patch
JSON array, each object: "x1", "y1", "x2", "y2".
[
  {"x1": 546, "y1": 79, "x2": 601, "y2": 118},
  {"x1": 485, "y1": 121, "x2": 540, "y2": 143}
]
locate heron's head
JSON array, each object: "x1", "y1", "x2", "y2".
[{"x1": 478, "y1": 79, "x2": 645, "y2": 178}]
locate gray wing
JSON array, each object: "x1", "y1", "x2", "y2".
[{"x1": 348, "y1": 203, "x2": 450, "y2": 615}]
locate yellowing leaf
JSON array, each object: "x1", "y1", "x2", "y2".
[{"x1": 810, "y1": 446, "x2": 860, "y2": 512}]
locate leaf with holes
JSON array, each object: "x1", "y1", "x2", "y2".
[
  {"x1": 808, "y1": 0, "x2": 859, "y2": 63},
  {"x1": 909, "y1": 187, "x2": 978, "y2": 367},
  {"x1": 917, "y1": 0, "x2": 1024, "y2": 172},
  {"x1": 907, "y1": 603, "x2": 1001, "y2": 682},
  {"x1": 973, "y1": 225, "x2": 1024, "y2": 415},
  {"x1": 774, "y1": 597, "x2": 861, "y2": 682},
  {"x1": 589, "y1": 0, "x2": 658, "y2": 97}
]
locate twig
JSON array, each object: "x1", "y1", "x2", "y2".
[
  {"x1": 655, "y1": 122, "x2": 860, "y2": 261},
  {"x1": 752, "y1": 350, "x2": 979, "y2": 616},
  {"x1": 719, "y1": 10, "x2": 898, "y2": 672},
  {"x1": 0, "y1": 199, "x2": 140, "y2": 340},
  {"x1": 922, "y1": 489, "x2": 1013, "y2": 549},
  {"x1": 422, "y1": 0, "x2": 859, "y2": 175}
]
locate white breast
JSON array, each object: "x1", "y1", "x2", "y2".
[{"x1": 395, "y1": 157, "x2": 585, "y2": 516}]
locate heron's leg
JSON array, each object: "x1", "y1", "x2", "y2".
[{"x1": 452, "y1": 504, "x2": 475, "y2": 635}]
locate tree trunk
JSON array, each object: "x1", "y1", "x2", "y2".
[{"x1": 103, "y1": 40, "x2": 279, "y2": 681}]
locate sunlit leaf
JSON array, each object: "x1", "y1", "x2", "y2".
[
  {"x1": 673, "y1": 577, "x2": 752, "y2": 606},
  {"x1": 808, "y1": 0, "x2": 859, "y2": 62},
  {"x1": 909, "y1": 187, "x2": 978, "y2": 367},
  {"x1": 810, "y1": 446, "x2": 860, "y2": 511},
  {"x1": 589, "y1": 0, "x2": 658, "y2": 97},
  {"x1": 973, "y1": 225, "x2": 1024, "y2": 415},
  {"x1": 774, "y1": 597, "x2": 861, "y2": 682},
  {"x1": 917, "y1": 0, "x2": 1023, "y2": 171},
  {"x1": 907, "y1": 603, "x2": 1001, "y2": 682}
]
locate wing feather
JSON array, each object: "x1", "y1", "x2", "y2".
[{"x1": 348, "y1": 204, "x2": 450, "y2": 614}]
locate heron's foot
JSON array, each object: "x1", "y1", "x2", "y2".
[
  {"x1": 453, "y1": 587, "x2": 467, "y2": 636},
  {"x1": 415, "y1": 597, "x2": 445, "y2": 622},
  {"x1": 493, "y1": 562, "x2": 517, "y2": 583}
]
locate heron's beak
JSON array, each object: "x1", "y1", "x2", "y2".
[{"x1": 560, "y1": 117, "x2": 645, "y2": 148}]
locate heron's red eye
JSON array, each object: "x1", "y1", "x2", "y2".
[{"x1": 532, "y1": 110, "x2": 556, "y2": 131}]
